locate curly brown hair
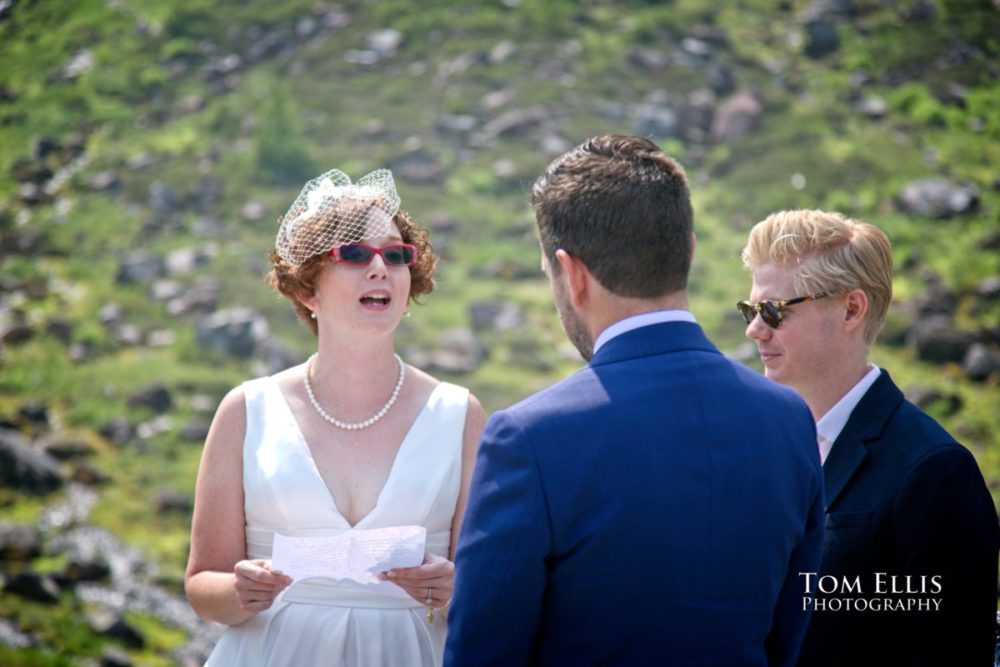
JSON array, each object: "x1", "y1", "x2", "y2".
[{"x1": 267, "y1": 206, "x2": 436, "y2": 336}]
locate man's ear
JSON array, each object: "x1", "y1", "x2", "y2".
[
  {"x1": 554, "y1": 249, "x2": 590, "y2": 309},
  {"x1": 843, "y1": 289, "x2": 869, "y2": 333}
]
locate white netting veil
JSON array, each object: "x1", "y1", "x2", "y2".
[{"x1": 275, "y1": 168, "x2": 401, "y2": 266}]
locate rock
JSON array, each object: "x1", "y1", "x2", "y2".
[
  {"x1": 179, "y1": 419, "x2": 211, "y2": 442},
  {"x1": 633, "y1": 103, "x2": 678, "y2": 139},
  {"x1": 711, "y1": 91, "x2": 763, "y2": 143},
  {"x1": 906, "y1": 315, "x2": 977, "y2": 364},
  {"x1": 196, "y1": 307, "x2": 269, "y2": 358},
  {"x1": 481, "y1": 106, "x2": 550, "y2": 140},
  {"x1": 126, "y1": 383, "x2": 173, "y2": 413},
  {"x1": 973, "y1": 276, "x2": 1000, "y2": 302},
  {"x1": 151, "y1": 279, "x2": 185, "y2": 302},
  {"x1": 100, "y1": 646, "x2": 135, "y2": 667},
  {"x1": 489, "y1": 39, "x2": 517, "y2": 64},
  {"x1": 897, "y1": 178, "x2": 979, "y2": 218},
  {"x1": 69, "y1": 462, "x2": 111, "y2": 486},
  {"x1": 18, "y1": 402, "x2": 49, "y2": 428},
  {"x1": 165, "y1": 246, "x2": 215, "y2": 276},
  {"x1": 87, "y1": 170, "x2": 120, "y2": 192},
  {"x1": 963, "y1": 343, "x2": 999, "y2": 382},
  {"x1": 627, "y1": 47, "x2": 669, "y2": 71},
  {"x1": 39, "y1": 437, "x2": 94, "y2": 461},
  {"x1": 1, "y1": 322, "x2": 35, "y2": 345},
  {"x1": 391, "y1": 152, "x2": 447, "y2": 185},
  {"x1": 62, "y1": 49, "x2": 94, "y2": 79},
  {"x1": 367, "y1": 28, "x2": 403, "y2": 56},
  {"x1": 241, "y1": 200, "x2": 266, "y2": 222},
  {"x1": 804, "y1": 20, "x2": 840, "y2": 58},
  {"x1": 408, "y1": 328, "x2": 486, "y2": 375},
  {"x1": 435, "y1": 114, "x2": 478, "y2": 133},
  {"x1": 4, "y1": 572, "x2": 61, "y2": 603},
  {"x1": 136, "y1": 415, "x2": 173, "y2": 440},
  {"x1": 0, "y1": 429, "x2": 63, "y2": 494},
  {"x1": 155, "y1": 489, "x2": 194, "y2": 516},
  {"x1": 98, "y1": 418, "x2": 134, "y2": 446},
  {"x1": 904, "y1": 386, "x2": 963, "y2": 417},
  {"x1": 856, "y1": 95, "x2": 888, "y2": 118},
  {"x1": 63, "y1": 554, "x2": 112, "y2": 584},
  {"x1": 148, "y1": 181, "x2": 180, "y2": 217},
  {"x1": 0, "y1": 523, "x2": 41, "y2": 560},
  {"x1": 167, "y1": 278, "x2": 220, "y2": 316},
  {"x1": 0, "y1": 618, "x2": 36, "y2": 649},
  {"x1": 147, "y1": 329, "x2": 176, "y2": 347},
  {"x1": 469, "y1": 300, "x2": 524, "y2": 331},
  {"x1": 116, "y1": 251, "x2": 165, "y2": 284},
  {"x1": 89, "y1": 609, "x2": 145, "y2": 649},
  {"x1": 45, "y1": 317, "x2": 73, "y2": 343}
]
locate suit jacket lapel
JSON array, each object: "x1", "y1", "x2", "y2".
[{"x1": 823, "y1": 370, "x2": 905, "y2": 510}]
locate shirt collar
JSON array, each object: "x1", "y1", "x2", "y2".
[
  {"x1": 816, "y1": 365, "x2": 881, "y2": 464},
  {"x1": 592, "y1": 310, "x2": 697, "y2": 355}
]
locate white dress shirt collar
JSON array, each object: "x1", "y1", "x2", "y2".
[
  {"x1": 592, "y1": 310, "x2": 697, "y2": 356},
  {"x1": 816, "y1": 365, "x2": 881, "y2": 465}
]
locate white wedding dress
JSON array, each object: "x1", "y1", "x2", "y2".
[{"x1": 204, "y1": 375, "x2": 469, "y2": 667}]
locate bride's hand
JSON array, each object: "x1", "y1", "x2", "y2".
[
  {"x1": 381, "y1": 552, "x2": 453, "y2": 608},
  {"x1": 233, "y1": 559, "x2": 293, "y2": 613}
]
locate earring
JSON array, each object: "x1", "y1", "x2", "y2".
[
  {"x1": 405, "y1": 310, "x2": 411, "y2": 318},
  {"x1": 310, "y1": 311, "x2": 317, "y2": 319}
]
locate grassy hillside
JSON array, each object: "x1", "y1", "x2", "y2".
[{"x1": 1, "y1": 0, "x2": 998, "y2": 663}]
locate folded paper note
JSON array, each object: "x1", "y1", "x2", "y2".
[{"x1": 271, "y1": 525, "x2": 426, "y2": 599}]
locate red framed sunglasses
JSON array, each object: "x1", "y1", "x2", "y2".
[{"x1": 328, "y1": 243, "x2": 417, "y2": 267}]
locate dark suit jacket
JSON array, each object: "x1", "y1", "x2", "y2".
[
  {"x1": 797, "y1": 370, "x2": 1000, "y2": 667},
  {"x1": 445, "y1": 321, "x2": 824, "y2": 666}
]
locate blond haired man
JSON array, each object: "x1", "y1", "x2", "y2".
[{"x1": 740, "y1": 209, "x2": 999, "y2": 666}]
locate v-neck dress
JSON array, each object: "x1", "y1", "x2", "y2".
[{"x1": 204, "y1": 375, "x2": 470, "y2": 667}]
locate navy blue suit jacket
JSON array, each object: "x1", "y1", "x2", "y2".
[
  {"x1": 445, "y1": 322, "x2": 824, "y2": 666},
  {"x1": 797, "y1": 370, "x2": 1000, "y2": 667}
]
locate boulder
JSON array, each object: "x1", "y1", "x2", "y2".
[
  {"x1": 4, "y1": 571, "x2": 61, "y2": 603},
  {"x1": 711, "y1": 91, "x2": 763, "y2": 143},
  {"x1": 906, "y1": 315, "x2": 977, "y2": 364},
  {"x1": 0, "y1": 429, "x2": 63, "y2": 493},
  {"x1": 897, "y1": 178, "x2": 979, "y2": 218},
  {"x1": 963, "y1": 343, "x2": 999, "y2": 382},
  {"x1": 126, "y1": 383, "x2": 173, "y2": 413},
  {"x1": 0, "y1": 523, "x2": 41, "y2": 560},
  {"x1": 196, "y1": 307, "x2": 269, "y2": 358}
]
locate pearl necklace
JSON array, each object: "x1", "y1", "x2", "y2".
[{"x1": 303, "y1": 353, "x2": 406, "y2": 430}]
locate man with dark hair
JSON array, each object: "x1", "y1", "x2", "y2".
[{"x1": 444, "y1": 135, "x2": 824, "y2": 666}]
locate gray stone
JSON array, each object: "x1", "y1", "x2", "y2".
[
  {"x1": 196, "y1": 307, "x2": 269, "y2": 358},
  {"x1": 116, "y1": 251, "x2": 165, "y2": 284},
  {"x1": 963, "y1": 343, "x2": 999, "y2": 382},
  {"x1": 906, "y1": 315, "x2": 977, "y2": 364},
  {"x1": 99, "y1": 418, "x2": 134, "y2": 446},
  {"x1": 367, "y1": 29, "x2": 403, "y2": 55},
  {"x1": 155, "y1": 489, "x2": 194, "y2": 516},
  {"x1": 633, "y1": 103, "x2": 678, "y2": 139},
  {"x1": 804, "y1": 20, "x2": 840, "y2": 58},
  {"x1": 0, "y1": 429, "x2": 63, "y2": 494},
  {"x1": 904, "y1": 386, "x2": 963, "y2": 417},
  {"x1": 0, "y1": 523, "x2": 41, "y2": 560},
  {"x1": 4, "y1": 572, "x2": 61, "y2": 603},
  {"x1": 126, "y1": 383, "x2": 173, "y2": 413},
  {"x1": 469, "y1": 300, "x2": 524, "y2": 331},
  {"x1": 711, "y1": 91, "x2": 763, "y2": 142},
  {"x1": 897, "y1": 178, "x2": 979, "y2": 218}
]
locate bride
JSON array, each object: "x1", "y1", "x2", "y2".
[{"x1": 184, "y1": 168, "x2": 485, "y2": 666}]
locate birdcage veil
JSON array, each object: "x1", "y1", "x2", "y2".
[{"x1": 275, "y1": 168, "x2": 401, "y2": 266}]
